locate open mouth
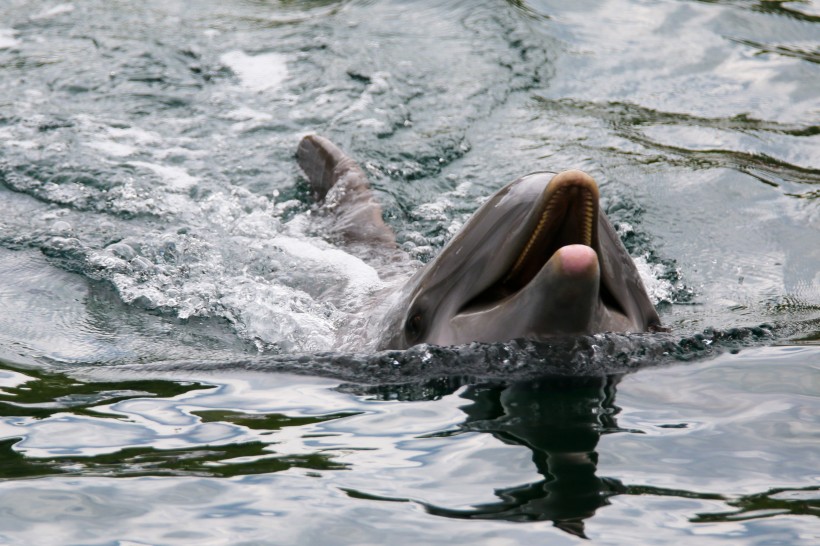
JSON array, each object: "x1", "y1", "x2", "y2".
[
  {"x1": 502, "y1": 172, "x2": 599, "y2": 291},
  {"x1": 461, "y1": 171, "x2": 616, "y2": 312}
]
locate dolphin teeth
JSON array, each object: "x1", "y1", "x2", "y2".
[
  {"x1": 504, "y1": 182, "x2": 598, "y2": 286},
  {"x1": 583, "y1": 190, "x2": 594, "y2": 246}
]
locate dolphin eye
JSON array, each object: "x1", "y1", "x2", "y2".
[{"x1": 405, "y1": 311, "x2": 424, "y2": 341}]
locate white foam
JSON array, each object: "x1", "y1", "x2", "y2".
[
  {"x1": 223, "y1": 106, "x2": 275, "y2": 133},
  {"x1": 155, "y1": 146, "x2": 207, "y2": 160},
  {"x1": 0, "y1": 127, "x2": 38, "y2": 150},
  {"x1": 86, "y1": 140, "x2": 135, "y2": 157},
  {"x1": 76, "y1": 118, "x2": 165, "y2": 158},
  {"x1": 0, "y1": 29, "x2": 20, "y2": 50},
  {"x1": 274, "y1": 235, "x2": 383, "y2": 297},
  {"x1": 106, "y1": 126, "x2": 161, "y2": 145},
  {"x1": 219, "y1": 280, "x2": 338, "y2": 353},
  {"x1": 633, "y1": 254, "x2": 676, "y2": 305},
  {"x1": 220, "y1": 50, "x2": 288, "y2": 92},
  {"x1": 31, "y1": 3, "x2": 75, "y2": 20},
  {"x1": 331, "y1": 72, "x2": 390, "y2": 125},
  {"x1": 77, "y1": 163, "x2": 387, "y2": 352},
  {"x1": 129, "y1": 161, "x2": 199, "y2": 191},
  {"x1": 223, "y1": 106, "x2": 273, "y2": 122}
]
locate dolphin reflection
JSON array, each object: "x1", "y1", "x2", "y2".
[
  {"x1": 362, "y1": 375, "x2": 626, "y2": 538},
  {"x1": 451, "y1": 376, "x2": 625, "y2": 537}
]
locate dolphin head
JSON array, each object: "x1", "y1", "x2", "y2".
[{"x1": 379, "y1": 170, "x2": 662, "y2": 348}]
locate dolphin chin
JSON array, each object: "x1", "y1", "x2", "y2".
[
  {"x1": 296, "y1": 136, "x2": 662, "y2": 350},
  {"x1": 448, "y1": 245, "x2": 604, "y2": 343}
]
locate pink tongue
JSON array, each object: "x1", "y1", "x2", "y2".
[{"x1": 558, "y1": 244, "x2": 598, "y2": 275}]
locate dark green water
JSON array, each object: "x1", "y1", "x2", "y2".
[{"x1": 0, "y1": 0, "x2": 818, "y2": 544}]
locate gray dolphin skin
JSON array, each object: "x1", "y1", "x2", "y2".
[{"x1": 297, "y1": 135, "x2": 662, "y2": 350}]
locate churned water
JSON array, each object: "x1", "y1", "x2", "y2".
[{"x1": 0, "y1": 0, "x2": 817, "y2": 544}]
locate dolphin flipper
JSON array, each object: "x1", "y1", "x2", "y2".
[{"x1": 297, "y1": 135, "x2": 395, "y2": 246}]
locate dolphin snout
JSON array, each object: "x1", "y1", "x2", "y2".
[{"x1": 556, "y1": 244, "x2": 599, "y2": 276}]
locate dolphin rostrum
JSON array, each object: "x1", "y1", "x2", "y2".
[{"x1": 297, "y1": 135, "x2": 662, "y2": 350}]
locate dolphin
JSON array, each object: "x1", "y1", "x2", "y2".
[{"x1": 297, "y1": 135, "x2": 662, "y2": 349}]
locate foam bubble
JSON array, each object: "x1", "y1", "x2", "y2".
[
  {"x1": 274, "y1": 236, "x2": 381, "y2": 290},
  {"x1": 0, "y1": 29, "x2": 20, "y2": 50},
  {"x1": 633, "y1": 254, "x2": 676, "y2": 305},
  {"x1": 223, "y1": 106, "x2": 275, "y2": 133},
  {"x1": 223, "y1": 106, "x2": 273, "y2": 122},
  {"x1": 105, "y1": 126, "x2": 161, "y2": 145},
  {"x1": 86, "y1": 140, "x2": 136, "y2": 157},
  {"x1": 219, "y1": 280, "x2": 338, "y2": 353},
  {"x1": 32, "y1": 3, "x2": 75, "y2": 20},
  {"x1": 128, "y1": 161, "x2": 199, "y2": 191},
  {"x1": 220, "y1": 50, "x2": 289, "y2": 92}
]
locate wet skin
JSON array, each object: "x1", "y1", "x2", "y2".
[{"x1": 297, "y1": 135, "x2": 661, "y2": 349}]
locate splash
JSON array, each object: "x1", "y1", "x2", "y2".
[
  {"x1": 219, "y1": 50, "x2": 289, "y2": 92},
  {"x1": 81, "y1": 325, "x2": 781, "y2": 386}
]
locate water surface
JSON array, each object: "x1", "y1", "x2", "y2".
[{"x1": 0, "y1": 0, "x2": 818, "y2": 544}]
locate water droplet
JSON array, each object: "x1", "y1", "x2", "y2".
[{"x1": 108, "y1": 242, "x2": 136, "y2": 261}]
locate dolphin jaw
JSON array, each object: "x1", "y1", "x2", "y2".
[
  {"x1": 457, "y1": 171, "x2": 607, "y2": 315},
  {"x1": 448, "y1": 245, "x2": 603, "y2": 340}
]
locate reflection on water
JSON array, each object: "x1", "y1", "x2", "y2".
[
  {"x1": 1, "y1": 346, "x2": 819, "y2": 544},
  {"x1": 342, "y1": 347, "x2": 820, "y2": 540},
  {"x1": 352, "y1": 376, "x2": 626, "y2": 536},
  {"x1": 438, "y1": 377, "x2": 625, "y2": 537}
]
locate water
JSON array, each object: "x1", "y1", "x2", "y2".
[{"x1": 0, "y1": 0, "x2": 818, "y2": 544}]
